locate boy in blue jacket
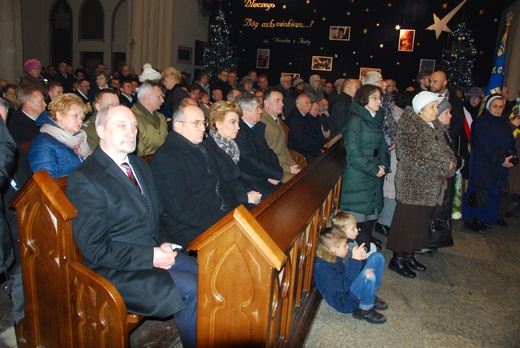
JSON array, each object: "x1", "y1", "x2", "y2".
[{"x1": 313, "y1": 227, "x2": 387, "y2": 324}]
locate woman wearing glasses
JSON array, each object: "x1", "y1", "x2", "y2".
[{"x1": 340, "y1": 84, "x2": 390, "y2": 251}]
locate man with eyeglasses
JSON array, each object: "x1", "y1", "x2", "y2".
[
  {"x1": 211, "y1": 69, "x2": 232, "y2": 100},
  {"x1": 131, "y1": 80, "x2": 168, "y2": 156},
  {"x1": 151, "y1": 105, "x2": 238, "y2": 247}
]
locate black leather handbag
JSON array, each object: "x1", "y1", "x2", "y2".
[{"x1": 468, "y1": 188, "x2": 490, "y2": 208}]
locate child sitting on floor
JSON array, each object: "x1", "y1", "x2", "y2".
[
  {"x1": 331, "y1": 210, "x2": 378, "y2": 258},
  {"x1": 313, "y1": 226, "x2": 388, "y2": 324}
]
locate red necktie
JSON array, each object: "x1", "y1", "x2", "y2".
[{"x1": 121, "y1": 162, "x2": 141, "y2": 193}]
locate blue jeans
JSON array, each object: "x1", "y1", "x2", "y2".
[
  {"x1": 348, "y1": 252, "x2": 384, "y2": 310},
  {"x1": 168, "y1": 251, "x2": 198, "y2": 348}
]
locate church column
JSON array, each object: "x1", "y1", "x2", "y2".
[{"x1": 0, "y1": 0, "x2": 24, "y2": 82}]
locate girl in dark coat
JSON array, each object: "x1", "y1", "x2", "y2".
[{"x1": 462, "y1": 95, "x2": 516, "y2": 230}]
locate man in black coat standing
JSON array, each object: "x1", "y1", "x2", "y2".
[
  {"x1": 67, "y1": 105, "x2": 198, "y2": 347},
  {"x1": 329, "y1": 78, "x2": 361, "y2": 139}
]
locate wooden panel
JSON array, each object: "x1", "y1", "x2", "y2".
[{"x1": 189, "y1": 137, "x2": 346, "y2": 347}]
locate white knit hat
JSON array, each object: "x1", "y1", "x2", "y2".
[
  {"x1": 412, "y1": 91, "x2": 439, "y2": 114},
  {"x1": 139, "y1": 63, "x2": 161, "y2": 82}
]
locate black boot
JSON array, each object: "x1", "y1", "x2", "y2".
[
  {"x1": 374, "y1": 222, "x2": 390, "y2": 236},
  {"x1": 388, "y1": 252, "x2": 416, "y2": 278},
  {"x1": 360, "y1": 220, "x2": 382, "y2": 249},
  {"x1": 405, "y1": 252, "x2": 427, "y2": 271}
]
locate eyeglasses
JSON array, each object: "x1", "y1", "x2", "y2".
[
  {"x1": 369, "y1": 96, "x2": 382, "y2": 101},
  {"x1": 177, "y1": 119, "x2": 208, "y2": 128}
]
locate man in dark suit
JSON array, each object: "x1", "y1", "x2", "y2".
[
  {"x1": 234, "y1": 92, "x2": 283, "y2": 197},
  {"x1": 210, "y1": 70, "x2": 231, "y2": 99},
  {"x1": 51, "y1": 62, "x2": 75, "y2": 93},
  {"x1": 8, "y1": 87, "x2": 46, "y2": 142},
  {"x1": 66, "y1": 105, "x2": 197, "y2": 347}
]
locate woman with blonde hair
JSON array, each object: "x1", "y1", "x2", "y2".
[
  {"x1": 202, "y1": 100, "x2": 262, "y2": 207},
  {"x1": 162, "y1": 67, "x2": 189, "y2": 113},
  {"x1": 27, "y1": 93, "x2": 90, "y2": 178}
]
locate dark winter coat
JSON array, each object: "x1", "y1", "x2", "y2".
[
  {"x1": 0, "y1": 118, "x2": 16, "y2": 273},
  {"x1": 313, "y1": 256, "x2": 363, "y2": 313},
  {"x1": 340, "y1": 100, "x2": 389, "y2": 215},
  {"x1": 395, "y1": 107, "x2": 456, "y2": 207},
  {"x1": 150, "y1": 131, "x2": 238, "y2": 247},
  {"x1": 468, "y1": 109, "x2": 516, "y2": 190},
  {"x1": 329, "y1": 92, "x2": 353, "y2": 139},
  {"x1": 286, "y1": 109, "x2": 325, "y2": 163}
]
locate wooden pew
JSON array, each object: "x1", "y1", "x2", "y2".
[
  {"x1": 11, "y1": 173, "x2": 143, "y2": 347},
  {"x1": 12, "y1": 135, "x2": 345, "y2": 347},
  {"x1": 188, "y1": 135, "x2": 345, "y2": 347}
]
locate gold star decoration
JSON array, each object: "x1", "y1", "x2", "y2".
[
  {"x1": 395, "y1": 24, "x2": 401, "y2": 30},
  {"x1": 426, "y1": 0, "x2": 468, "y2": 39},
  {"x1": 442, "y1": 3, "x2": 448, "y2": 9},
  {"x1": 282, "y1": 5, "x2": 286, "y2": 9},
  {"x1": 479, "y1": 10, "x2": 484, "y2": 15},
  {"x1": 379, "y1": 44, "x2": 384, "y2": 48},
  {"x1": 388, "y1": 3, "x2": 392, "y2": 7},
  {"x1": 365, "y1": 8, "x2": 369, "y2": 12},
  {"x1": 363, "y1": 29, "x2": 368, "y2": 34}
]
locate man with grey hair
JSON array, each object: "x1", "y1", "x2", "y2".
[
  {"x1": 131, "y1": 80, "x2": 168, "y2": 156},
  {"x1": 275, "y1": 74, "x2": 295, "y2": 115},
  {"x1": 235, "y1": 92, "x2": 283, "y2": 197},
  {"x1": 68, "y1": 105, "x2": 198, "y2": 348}
]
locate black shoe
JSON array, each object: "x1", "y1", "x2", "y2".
[
  {"x1": 405, "y1": 253, "x2": 427, "y2": 271},
  {"x1": 374, "y1": 223, "x2": 390, "y2": 237},
  {"x1": 464, "y1": 218, "x2": 486, "y2": 234},
  {"x1": 374, "y1": 296, "x2": 388, "y2": 310},
  {"x1": 371, "y1": 236, "x2": 383, "y2": 249},
  {"x1": 388, "y1": 252, "x2": 416, "y2": 278},
  {"x1": 352, "y1": 308, "x2": 387, "y2": 324},
  {"x1": 478, "y1": 220, "x2": 491, "y2": 231},
  {"x1": 496, "y1": 218, "x2": 508, "y2": 228}
]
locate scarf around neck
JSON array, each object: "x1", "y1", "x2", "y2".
[
  {"x1": 40, "y1": 123, "x2": 91, "y2": 159},
  {"x1": 209, "y1": 129, "x2": 240, "y2": 164}
]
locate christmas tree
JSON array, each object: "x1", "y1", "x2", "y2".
[
  {"x1": 441, "y1": 23, "x2": 477, "y2": 97},
  {"x1": 202, "y1": 10, "x2": 237, "y2": 80}
]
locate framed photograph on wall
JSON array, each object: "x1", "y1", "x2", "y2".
[
  {"x1": 177, "y1": 46, "x2": 192, "y2": 64},
  {"x1": 419, "y1": 59, "x2": 436, "y2": 73},
  {"x1": 398, "y1": 29, "x2": 415, "y2": 52},
  {"x1": 329, "y1": 26, "x2": 351, "y2": 41},
  {"x1": 311, "y1": 56, "x2": 333, "y2": 71},
  {"x1": 256, "y1": 49, "x2": 270, "y2": 69},
  {"x1": 359, "y1": 67, "x2": 382, "y2": 80}
]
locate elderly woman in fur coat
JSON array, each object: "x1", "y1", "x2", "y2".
[{"x1": 386, "y1": 92, "x2": 456, "y2": 279}]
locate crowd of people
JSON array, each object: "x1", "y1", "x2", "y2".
[{"x1": 0, "y1": 57, "x2": 519, "y2": 340}]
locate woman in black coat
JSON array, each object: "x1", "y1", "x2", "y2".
[{"x1": 202, "y1": 101, "x2": 262, "y2": 207}]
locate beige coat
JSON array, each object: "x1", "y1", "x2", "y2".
[
  {"x1": 261, "y1": 110, "x2": 297, "y2": 182},
  {"x1": 131, "y1": 102, "x2": 168, "y2": 156}
]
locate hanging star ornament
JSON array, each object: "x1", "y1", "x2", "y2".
[
  {"x1": 395, "y1": 24, "x2": 401, "y2": 30},
  {"x1": 426, "y1": 0, "x2": 467, "y2": 39}
]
